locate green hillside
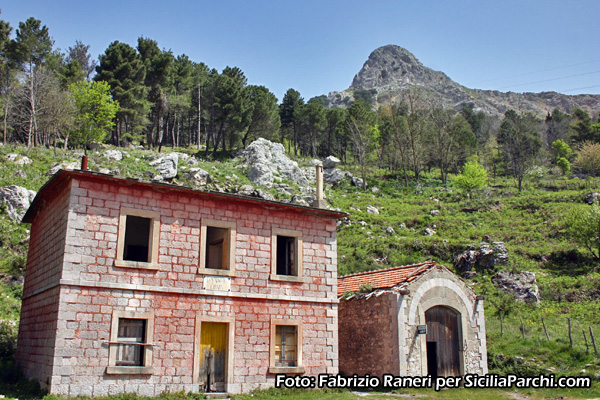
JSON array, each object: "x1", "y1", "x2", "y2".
[{"x1": 0, "y1": 143, "x2": 599, "y2": 398}]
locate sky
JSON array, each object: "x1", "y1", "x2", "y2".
[{"x1": 2, "y1": 1, "x2": 600, "y2": 102}]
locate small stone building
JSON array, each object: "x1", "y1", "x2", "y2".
[
  {"x1": 17, "y1": 169, "x2": 344, "y2": 396},
  {"x1": 338, "y1": 262, "x2": 487, "y2": 378}
]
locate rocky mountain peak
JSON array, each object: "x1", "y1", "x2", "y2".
[
  {"x1": 329, "y1": 44, "x2": 600, "y2": 117},
  {"x1": 350, "y1": 44, "x2": 450, "y2": 91}
]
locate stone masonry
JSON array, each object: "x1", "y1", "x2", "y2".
[{"x1": 17, "y1": 170, "x2": 344, "y2": 396}]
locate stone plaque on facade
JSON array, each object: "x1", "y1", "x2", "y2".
[{"x1": 204, "y1": 276, "x2": 231, "y2": 291}]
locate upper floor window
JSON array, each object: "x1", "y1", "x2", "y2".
[
  {"x1": 199, "y1": 219, "x2": 236, "y2": 277},
  {"x1": 271, "y1": 228, "x2": 303, "y2": 282},
  {"x1": 115, "y1": 208, "x2": 160, "y2": 270}
]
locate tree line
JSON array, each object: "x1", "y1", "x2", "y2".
[{"x1": 1, "y1": 16, "x2": 599, "y2": 189}]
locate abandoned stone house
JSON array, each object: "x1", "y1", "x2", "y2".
[
  {"x1": 338, "y1": 262, "x2": 488, "y2": 378},
  {"x1": 17, "y1": 169, "x2": 344, "y2": 396}
]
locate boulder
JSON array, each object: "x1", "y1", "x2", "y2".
[
  {"x1": 248, "y1": 163, "x2": 274, "y2": 187},
  {"x1": 103, "y1": 150, "x2": 123, "y2": 161},
  {"x1": 584, "y1": 192, "x2": 600, "y2": 205},
  {"x1": 0, "y1": 185, "x2": 36, "y2": 222},
  {"x1": 323, "y1": 155, "x2": 340, "y2": 169},
  {"x1": 492, "y1": 271, "x2": 540, "y2": 304},
  {"x1": 454, "y1": 241, "x2": 509, "y2": 277},
  {"x1": 15, "y1": 156, "x2": 32, "y2": 166},
  {"x1": 323, "y1": 168, "x2": 348, "y2": 184},
  {"x1": 48, "y1": 161, "x2": 80, "y2": 175},
  {"x1": 149, "y1": 153, "x2": 178, "y2": 179},
  {"x1": 243, "y1": 138, "x2": 308, "y2": 187}
]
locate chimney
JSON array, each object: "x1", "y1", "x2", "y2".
[
  {"x1": 311, "y1": 165, "x2": 327, "y2": 208},
  {"x1": 80, "y1": 155, "x2": 88, "y2": 171}
]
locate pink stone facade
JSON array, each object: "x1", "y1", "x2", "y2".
[{"x1": 17, "y1": 171, "x2": 342, "y2": 396}]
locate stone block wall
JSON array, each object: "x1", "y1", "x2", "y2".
[
  {"x1": 338, "y1": 292, "x2": 398, "y2": 377},
  {"x1": 17, "y1": 178, "x2": 72, "y2": 386},
  {"x1": 18, "y1": 173, "x2": 340, "y2": 395}
]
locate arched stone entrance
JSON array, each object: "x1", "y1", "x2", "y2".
[{"x1": 425, "y1": 306, "x2": 461, "y2": 377}]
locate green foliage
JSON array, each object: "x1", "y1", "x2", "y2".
[
  {"x1": 575, "y1": 141, "x2": 600, "y2": 176},
  {"x1": 567, "y1": 200, "x2": 600, "y2": 259},
  {"x1": 557, "y1": 157, "x2": 571, "y2": 175},
  {"x1": 453, "y1": 159, "x2": 488, "y2": 192},
  {"x1": 552, "y1": 139, "x2": 571, "y2": 160},
  {"x1": 69, "y1": 80, "x2": 119, "y2": 147},
  {"x1": 497, "y1": 110, "x2": 543, "y2": 191}
]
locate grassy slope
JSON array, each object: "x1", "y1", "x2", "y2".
[{"x1": 0, "y1": 144, "x2": 599, "y2": 398}]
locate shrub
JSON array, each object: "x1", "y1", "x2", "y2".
[
  {"x1": 557, "y1": 157, "x2": 571, "y2": 175},
  {"x1": 568, "y1": 200, "x2": 600, "y2": 259},
  {"x1": 575, "y1": 141, "x2": 600, "y2": 175},
  {"x1": 453, "y1": 160, "x2": 488, "y2": 193}
]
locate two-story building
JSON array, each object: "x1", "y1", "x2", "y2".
[{"x1": 17, "y1": 169, "x2": 344, "y2": 396}]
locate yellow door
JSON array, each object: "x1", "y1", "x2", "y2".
[{"x1": 200, "y1": 322, "x2": 227, "y2": 392}]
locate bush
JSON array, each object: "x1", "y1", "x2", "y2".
[
  {"x1": 453, "y1": 160, "x2": 488, "y2": 193},
  {"x1": 568, "y1": 200, "x2": 600, "y2": 259},
  {"x1": 575, "y1": 141, "x2": 600, "y2": 175}
]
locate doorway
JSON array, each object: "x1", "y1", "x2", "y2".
[
  {"x1": 199, "y1": 322, "x2": 228, "y2": 392},
  {"x1": 425, "y1": 306, "x2": 461, "y2": 377}
]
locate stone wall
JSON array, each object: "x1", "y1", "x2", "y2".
[
  {"x1": 17, "y1": 177, "x2": 72, "y2": 386},
  {"x1": 338, "y1": 292, "x2": 398, "y2": 377},
  {"x1": 18, "y1": 173, "x2": 340, "y2": 395}
]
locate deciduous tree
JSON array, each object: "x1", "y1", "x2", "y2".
[
  {"x1": 497, "y1": 110, "x2": 542, "y2": 191},
  {"x1": 70, "y1": 80, "x2": 119, "y2": 149}
]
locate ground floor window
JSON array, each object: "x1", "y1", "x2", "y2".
[
  {"x1": 269, "y1": 318, "x2": 304, "y2": 374},
  {"x1": 107, "y1": 310, "x2": 154, "y2": 374}
]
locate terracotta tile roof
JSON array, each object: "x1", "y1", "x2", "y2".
[{"x1": 337, "y1": 262, "x2": 436, "y2": 297}]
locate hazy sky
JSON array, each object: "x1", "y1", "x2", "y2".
[{"x1": 3, "y1": 1, "x2": 599, "y2": 102}]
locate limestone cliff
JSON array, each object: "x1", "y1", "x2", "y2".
[{"x1": 327, "y1": 44, "x2": 600, "y2": 116}]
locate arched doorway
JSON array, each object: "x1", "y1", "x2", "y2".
[{"x1": 425, "y1": 305, "x2": 461, "y2": 377}]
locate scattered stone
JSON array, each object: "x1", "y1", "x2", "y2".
[
  {"x1": 236, "y1": 185, "x2": 275, "y2": 201},
  {"x1": 323, "y1": 156, "x2": 341, "y2": 169},
  {"x1": 290, "y1": 196, "x2": 309, "y2": 206},
  {"x1": 184, "y1": 168, "x2": 211, "y2": 187},
  {"x1": 310, "y1": 159, "x2": 322, "y2": 166},
  {"x1": 351, "y1": 176, "x2": 365, "y2": 188},
  {"x1": 514, "y1": 356, "x2": 524, "y2": 364},
  {"x1": 366, "y1": 205, "x2": 379, "y2": 215},
  {"x1": 5, "y1": 154, "x2": 18, "y2": 161},
  {"x1": 430, "y1": 209, "x2": 440, "y2": 216},
  {"x1": 454, "y1": 242, "x2": 509, "y2": 277},
  {"x1": 103, "y1": 150, "x2": 123, "y2": 161},
  {"x1": 492, "y1": 271, "x2": 540, "y2": 304},
  {"x1": 15, "y1": 156, "x2": 32, "y2": 166},
  {"x1": 358, "y1": 221, "x2": 367, "y2": 227},
  {"x1": 149, "y1": 153, "x2": 178, "y2": 179},
  {"x1": 482, "y1": 235, "x2": 493, "y2": 243},
  {"x1": 48, "y1": 161, "x2": 80, "y2": 175},
  {"x1": 98, "y1": 168, "x2": 111, "y2": 174},
  {"x1": 423, "y1": 227, "x2": 436, "y2": 236},
  {"x1": 371, "y1": 186, "x2": 379, "y2": 193},
  {"x1": 386, "y1": 226, "x2": 395, "y2": 235},
  {"x1": 398, "y1": 223, "x2": 407, "y2": 230},
  {"x1": 0, "y1": 185, "x2": 36, "y2": 222},
  {"x1": 584, "y1": 192, "x2": 600, "y2": 205}
]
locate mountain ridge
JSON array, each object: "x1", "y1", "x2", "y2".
[{"x1": 327, "y1": 44, "x2": 600, "y2": 116}]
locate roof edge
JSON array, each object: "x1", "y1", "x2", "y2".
[{"x1": 22, "y1": 169, "x2": 348, "y2": 223}]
